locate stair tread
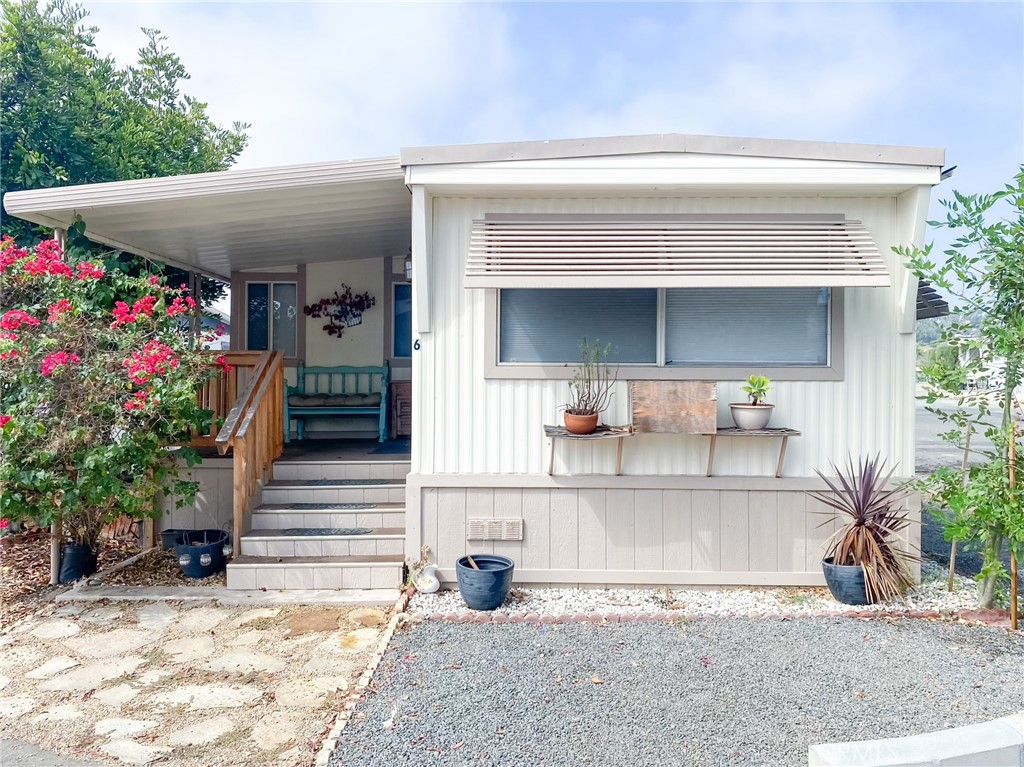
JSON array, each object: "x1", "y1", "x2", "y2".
[
  {"x1": 253, "y1": 502, "x2": 404, "y2": 512},
  {"x1": 242, "y1": 527, "x2": 404, "y2": 539},
  {"x1": 267, "y1": 478, "x2": 404, "y2": 488},
  {"x1": 229, "y1": 554, "x2": 403, "y2": 566}
]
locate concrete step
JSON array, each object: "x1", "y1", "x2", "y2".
[
  {"x1": 273, "y1": 460, "x2": 410, "y2": 482},
  {"x1": 226, "y1": 554, "x2": 403, "y2": 591},
  {"x1": 250, "y1": 502, "x2": 404, "y2": 530},
  {"x1": 261, "y1": 478, "x2": 405, "y2": 505},
  {"x1": 239, "y1": 527, "x2": 405, "y2": 557}
]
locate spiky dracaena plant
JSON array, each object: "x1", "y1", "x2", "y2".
[{"x1": 810, "y1": 454, "x2": 918, "y2": 604}]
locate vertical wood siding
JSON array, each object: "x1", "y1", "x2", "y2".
[
  {"x1": 415, "y1": 195, "x2": 915, "y2": 477},
  {"x1": 425, "y1": 485, "x2": 916, "y2": 585}
]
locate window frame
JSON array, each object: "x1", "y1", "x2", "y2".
[
  {"x1": 231, "y1": 266, "x2": 306, "y2": 365},
  {"x1": 484, "y1": 287, "x2": 844, "y2": 382},
  {"x1": 390, "y1": 280, "x2": 413, "y2": 361}
]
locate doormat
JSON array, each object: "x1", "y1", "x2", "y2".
[
  {"x1": 300, "y1": 479, "x2": 391, "y2": 486},
  {"x1": 371, "y1": 438, "x2": 411, "y2": 454},
  {"x1": 280, "y1": 527, "x2": 373, "y2": 537},
  {"x1": 277, "y1": 502, "x2": 376, "y2": 510}
]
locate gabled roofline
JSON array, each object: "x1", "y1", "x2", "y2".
[{"x1": 400, "y1": 133, "x2": 945, "y2": 168}]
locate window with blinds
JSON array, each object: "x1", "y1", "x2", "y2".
[{"x1": 497, "y1": 287, "x2": 830, "y2": 366}]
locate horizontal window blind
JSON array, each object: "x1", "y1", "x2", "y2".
[
  {"x1": 664, "y1": 288, "x2": 829, "y2": 366},
  {"x1": 499, "y1": 289, "x2": 657, "y2": 364}
]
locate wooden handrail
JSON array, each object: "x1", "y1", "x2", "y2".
[{"x1": 211, "y1": 350, "x2": 285, "y2": 556}]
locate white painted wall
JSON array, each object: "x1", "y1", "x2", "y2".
[
  {"x1": 305, "y1": 258, "x2": 386, "y2": 368},
  {"x1": 413, "y1": 194, "x2": 923, "y2": 478}
]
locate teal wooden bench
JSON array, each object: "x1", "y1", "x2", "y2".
[{"x1": 284, "y1": 362, "x2": 389, "y2": 443}]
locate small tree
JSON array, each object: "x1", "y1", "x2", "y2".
[
  {"x1": 0, "y1": 237, "x2": 222, "y2": 565},
  {"x1": 896, "y1": 168, "x2": 1024, "y2": 609}
]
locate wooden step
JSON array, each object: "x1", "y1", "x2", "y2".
[
  {"x1": 239, "y1": 527, "x2": 404, "y2": 557},
  {"x1": 249, "y1": 502, "x2": 404, "y2": 530},
  {"x1": 226, "y1": 554, "x2": 403, "y2": 590},
  {"x1": 262, "y1": 478, "x2": 405, "y2": 505}
]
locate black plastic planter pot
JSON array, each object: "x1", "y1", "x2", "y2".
[
  {"x1": 59, "y1": 543, "x2": 97, "y2": 584},
  {"x1": 455, "y1": 554, "x2": 515, "y2": 611},
  {"x1": 822, "y1": 557, "x2": 872, "y2": 605},
  {"x1": 160, "y1": 529, "x2": 188, "y2": 550},
  {"x1": 175, "y1": 529, "x2": 228, "y2": 579}
]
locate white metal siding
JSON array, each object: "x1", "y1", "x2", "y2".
[{"x1": 415, "y1": 195, "x2": 915, "y2": 478}]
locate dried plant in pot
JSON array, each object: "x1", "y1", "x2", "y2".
[
  {"x1": 809, "y1": 454, "x2": 918, "y2": 605},
  {"x1": 563, "y1": 338, "x2": 618, "y2": 435},
  {"x1": 730, "y1": 374, "x2": 774, "y2": 430}
]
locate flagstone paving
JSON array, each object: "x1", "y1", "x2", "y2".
[{"x1": 0, "y1": 601, "x2": 390, "y2": 766}]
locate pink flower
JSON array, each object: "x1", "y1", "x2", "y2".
[
  {"x1": 124, "y1": 341, "x2": 178, "y2": 384},
  {"x1": 0, "y1": 415, "x2": 11, "y2": 428},
  {"x1": 0, "y1": 349, "x2": 19, "y2": 361},
  {"x1": 47, "y1": 299, "x2": 73, "y2": 323},
  {"x1": 41, "y1": 351, "x2": 81, "y2": 377},
  {"x1": 148, "y1": 276, "x2": 161, "y2": 286},
  {"x1": 167, "y1": 296, "x2": 192, "y2": 317},
  {"x1": 214, "y1": 355, "x2": 234, "y2": 373},
  {"x1": 1, "y1": 310, "x2": 40, "y2": 331},
  {"x1": 74, "y1": 261, "x2": 105, "y2": 280}
]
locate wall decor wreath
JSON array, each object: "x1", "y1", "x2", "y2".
[{"x1": 303, "y1": 284, "x2": 376, "y2": 338}]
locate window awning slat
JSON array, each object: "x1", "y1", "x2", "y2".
[{"x1": 465, "y1": 215, "x2": 891, "y2": 289}]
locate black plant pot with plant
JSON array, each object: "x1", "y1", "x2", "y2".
[{"x1": 809, "y1": 454, "x2": 918, "y2": 605}]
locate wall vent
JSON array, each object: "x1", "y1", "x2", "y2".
[{"x1": 467, "y1": 518, "x2": 524, "y2": 541}]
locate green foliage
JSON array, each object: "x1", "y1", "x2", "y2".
[
  {"x1": 0, "y1": 1, "x2": 247, "y2": 302},
  {"x1": 896, "y1": 168, "x2": 1024, "y2": 607},
  {"x1": 740, "y1": 374, "x2": 771, "y2": 405},
  {"x1": 0, "y1": 237, "x2": 222, "y2": 551},
  {"x1": 566, "y1": 338, "x2": 618, "y2": 416}
]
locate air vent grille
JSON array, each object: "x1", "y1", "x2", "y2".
[{"x1": 467, "y1": 518, "x2": 524, "y2": 541}]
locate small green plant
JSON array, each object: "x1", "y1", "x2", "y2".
[
  {"x1": 565, "y1": 338, "x2": 618, "y2": 416},
  {"x1": 741, "y1": 374, "x2": 772, "y2": 405}
]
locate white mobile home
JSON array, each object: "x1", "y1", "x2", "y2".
[{"x1": 4, "y1": 133, "x2": 946, "y2": 589}]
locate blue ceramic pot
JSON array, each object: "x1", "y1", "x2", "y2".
[
  {"x1": 160, "y1": 528, "x2": 188, "y2": 551},
  {"x1": 175, "y1": 529, "x2": 228, "y2": 579},
  {"x1": 455, "y1": 554, "x2": 515, "y2": 611},
  {"x1": 822, "y1": 557, "x2": 871, "y2": 605}
]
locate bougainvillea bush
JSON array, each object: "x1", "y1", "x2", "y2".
[{"x1": 0, "y1": 236, "x2": 219, "y2": 553}]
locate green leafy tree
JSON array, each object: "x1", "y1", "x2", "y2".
[
  {"x1": 896, "y1": 168, "x2": 1024, "y2": 607},
  {"x1": 1, "y1": 0, "x2": 248, "y2": 302}
]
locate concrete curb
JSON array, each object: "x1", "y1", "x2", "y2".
[
  {"x1": 55, "y1": 585, "x2": 397, "y2": 606},
  {"x1": 413, "y1": 608, "x2": 1014, "y2": 627},
  {"x1": 313, "y1": 590, "x2": 410, "y2": 767}
]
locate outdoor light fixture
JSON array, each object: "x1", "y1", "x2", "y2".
[{"x1": 404, "y1": 257, "x2": 412, "y2": 282}]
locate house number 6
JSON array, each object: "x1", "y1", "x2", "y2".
[{"x1": 413, "y1": 339, "x2": 421, "y2": 351}]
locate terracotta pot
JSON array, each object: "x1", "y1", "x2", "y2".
[
  {"x1": 729, "y1": 403, "x2": 774, "y2": 430},
  {"x1": 564, "y1": 412, "x2": 599, "y2": 435}
]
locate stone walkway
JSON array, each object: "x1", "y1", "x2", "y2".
[{"x1": 0, "y1": 600, "x2": 390, "y2": 766}]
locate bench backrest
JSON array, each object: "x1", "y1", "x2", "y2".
[
  {"x1": 292, "y1": 363, "x2": 389, "y2": 397},
  {"x1": 629, "y1": 380, "x2": 717, "y2": 434}
]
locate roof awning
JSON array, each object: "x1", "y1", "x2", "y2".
[
  {"x1": 917, "y1": 280, "x2": 950, "y2": 319},
  {"x1": 3, "y1": 157, "x2": 410, "y2": 278},
  {"x1": 465, "y1": 214, "x2": 891, "y2": 289}
]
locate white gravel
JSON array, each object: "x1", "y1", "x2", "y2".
[{"x1": 410, "y1": 560, "x2": 981, "y2": 618}]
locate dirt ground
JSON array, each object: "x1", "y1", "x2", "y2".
[{"x1": 0, "y1": 600, "x2": 390, "y2": 767}]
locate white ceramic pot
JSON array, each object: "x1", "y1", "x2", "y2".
[
  {"x1": 729, "y1": 403, "x2": 774, "y2": 430},
  {"x1": 414, "y1": 564, "x2": 440, "y2": 594}
]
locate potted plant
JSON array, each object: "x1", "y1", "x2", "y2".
[
  {"x1": 730, "y1": 374, "x2": 774, "y2": 430},
  {"x1": 809, "y1": 454, "x2": 917, "y2": 605},
  {"x1": 456, "y1": 554, "x2": 515, "y2": 610},
  {"x1": 563, "y1": 338, "x2": 617, "y2": 435}
]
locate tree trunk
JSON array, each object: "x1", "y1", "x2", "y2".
[{"x1": 978, "y1": 533, "x2": 1005, "y2": 609}]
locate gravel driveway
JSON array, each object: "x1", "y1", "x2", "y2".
[{"x1": 330, "y1": 618, "x2": 1024, "y2": 767}]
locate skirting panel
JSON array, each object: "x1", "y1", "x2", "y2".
[{"x1": 410, "y1": 481, "x2": 921, "y2": 588}]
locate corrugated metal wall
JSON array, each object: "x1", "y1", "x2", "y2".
[{"x1": 414, "y1": 195, "x2": 915, "y2": 477}]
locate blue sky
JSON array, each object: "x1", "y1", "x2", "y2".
[{"x1": 85, "y1": 1, "x2": 1022, "y2": 206}]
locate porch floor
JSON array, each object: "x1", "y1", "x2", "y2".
[{"x1": 278, "y1": 437, "x2": 410, "y2": 462}]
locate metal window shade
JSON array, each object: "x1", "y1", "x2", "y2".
[{"x1": 466, "y1": 215, "x2": 891, "y2": 289}]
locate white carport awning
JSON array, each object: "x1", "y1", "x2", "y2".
[
  {"x1": 465, "y1": 214, "x2": 891, "y2": 289},
  {"x1": 2, "y1": 157, "x2": 411, "y2": 278}
]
